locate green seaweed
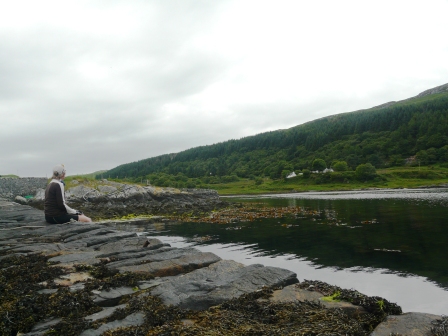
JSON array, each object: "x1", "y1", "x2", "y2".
[{"x1": 321, "y1": 290, "x2": 341, "y2": 302}]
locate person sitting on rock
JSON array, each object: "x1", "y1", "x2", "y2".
[{"x1": 44, "y1": 164, "x2": 92, "y2": 224}]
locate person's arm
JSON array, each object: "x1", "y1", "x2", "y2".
[{"x1": 56, "y1": 182, "x2": 77, "y2": 214}]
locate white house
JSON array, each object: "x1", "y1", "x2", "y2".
[
  {"x1": 286, "y1": 172, "x2": 304, "y2": 178},
  {"x1": 311, "y1": 168, "x2": 334, "y2": 174}
]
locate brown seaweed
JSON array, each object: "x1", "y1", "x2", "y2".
[
  {"x1": 95, "y1": 285, "x2": 400, "y2": 336},
  {"x1": 297, "y1": 280, "x2": 402, "y2": 316},
  {"x1": 431, "y1": 315, "x2": 448, "y2": 336},
  {"x1": 0, "y1": 254, "x2": 404, "y2": 336}
]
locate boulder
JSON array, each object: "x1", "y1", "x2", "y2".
[
  {"x1": 371, "y1": 312, "x2": 442, "y2": 335},
  {"x1": 269, "y1": 284, "x2": 367, "y2": 317},
  {"x1": 15, "y1": 196, "x2": 28, "y2": 204},
  {"x1": 151, "y1": 260, "x2": 298, "y2": 310}
]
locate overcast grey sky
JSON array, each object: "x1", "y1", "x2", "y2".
[{"x1": 1, "y1": 0, "x2": 448, "y2": 177}]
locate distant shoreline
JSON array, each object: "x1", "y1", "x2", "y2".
[{"x1": 219, "y1": 184, "x2": 448, "y2": 197}]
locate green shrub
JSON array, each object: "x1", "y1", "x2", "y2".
[
  {"x1": 312, "y1": 159, "x2": 327, "y2": 172},
  {"x1": 302, "y1": 169, "x2": 311, "y2": 178},
  {"x1": 355, "y1": 163, "x2": 377, "y2": 180},
  {"x1": 333, "y1": 161, "x2": 349, "y2": 172}
]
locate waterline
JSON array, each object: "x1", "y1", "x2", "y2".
[{"x1": 150, "y1": 235, "x2": 448, "y2": 315}]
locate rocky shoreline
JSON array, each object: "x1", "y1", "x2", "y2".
[
  {"x1": 1, "y1": 200, "x2": 446, "y2": 335},
  {"x1": 21, "y1": 180, "x2": 228, "y2": 220}
]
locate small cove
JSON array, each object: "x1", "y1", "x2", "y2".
[{"x1": 113, "y1": 188, "x2": 448, "y2": 315}]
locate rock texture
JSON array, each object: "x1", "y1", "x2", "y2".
[
  {"x1": 372, "y1": 82, "x2": 448, "y2": 110},
  {"x1": 29, "y1": 180, "x2": 227, "y2": 219},
  {"x1": 0, "y1": 177, "x2": 47, "y2": 199},
  {"x1": 151, "y1": 260, "x2": 298, "y2": 310},
  {"x1": 416, "y1": 82, "x2": 448, "y2": 98},
  {"x1": 269, "y1": 284, "x2": 367, "y2": 317},
  {"x1": 80, "y1": 312, "x2": 145, "y2": 336},
  {"x1": 0, "y1": 200, "x2": 443, "y2": 335},
  {"x1": 370, "y1": 312, "x2": 442, "y2": 335}
]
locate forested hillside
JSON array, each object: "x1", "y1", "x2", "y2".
[{"x1": 100, "y1": 84, "x2": 448, "y2": 185}]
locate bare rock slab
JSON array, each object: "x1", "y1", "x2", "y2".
[
  {"x1": 97, "y1": 237, "x2": 166, "y2": 255},
  {"x1": 10, "y1": 242, "x2": 65, "y2": 254},
  {"x1": 92, "y1": 287, "x2": 137, "y2": 307},
  {"x1": 118, "y1": 251, "x2": 221, "y2": 277},
  {"x1": 109, "y1": 247, "x2": 203, "y2": 268},
  {"x1": 151, "y1": 259, "x2": 298, "y2": 310},
  {"x1": 370, "y1": 312, "x2": 442, "y2": 335},
  {"x1": 80, "y1": 312, "x2": 145, "y2": 336},
  {"x1": 0, "y1": 201, "x2": 45, "y2": 225},
  {"x1": 37, "y1": 224, "x2": 106, "y2": 241},
  {"x1": 48, "y1": 251, "x2": 102, "y2": 266},
  {"x1": 84, "y1": 304, "x2": 127, "y2": 322}
]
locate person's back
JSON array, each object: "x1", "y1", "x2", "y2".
[{"x1": 44, "y1": 179, "x2": 69, "y2": 217}]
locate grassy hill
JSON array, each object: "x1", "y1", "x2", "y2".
[
  {"x1": 99, "y1": 83, "x2": 448, "y2": 192},
  {"x1": 68, "y1": 170, "x2": 108, "y2": 179}
]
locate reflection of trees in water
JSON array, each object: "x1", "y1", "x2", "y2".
[{"x1": 154, "y1": 196, "x2": 448, "y2": 289}]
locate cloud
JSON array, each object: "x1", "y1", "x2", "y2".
[{"x1": 1, "y1": 0, "x2": 448, "y2": 177}]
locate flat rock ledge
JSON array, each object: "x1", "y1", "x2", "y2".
[{"x1": 1, "y1": 201, "x2": 443, "y2": 335}]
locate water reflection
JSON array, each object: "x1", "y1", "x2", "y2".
[
  {"x1": 112, "y1": 189, "x2": 448, "y2": 315},
  {"x1": 143, "y1": 234, "x2": 448, "y2": 315}
]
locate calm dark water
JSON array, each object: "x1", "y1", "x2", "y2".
[{"x1": 115, "y1": 188, "x2": 448, "y2": 315}]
